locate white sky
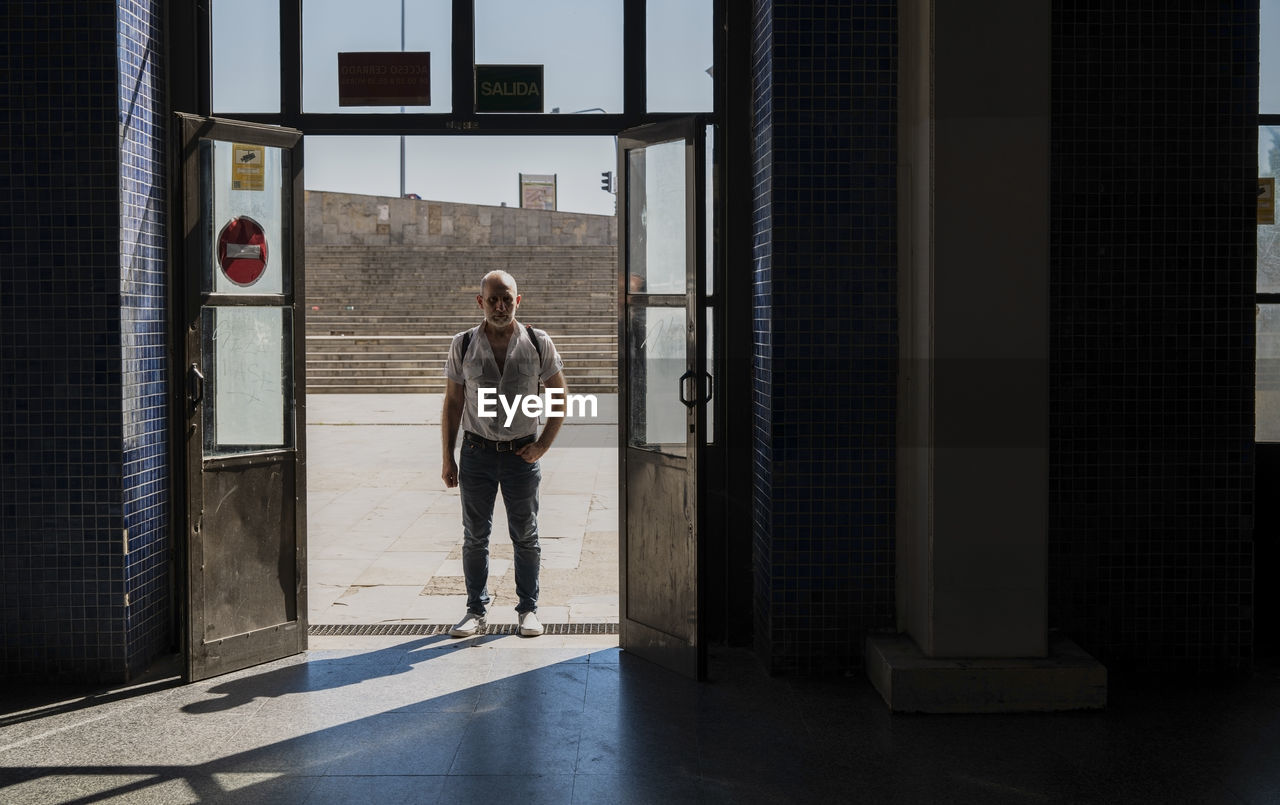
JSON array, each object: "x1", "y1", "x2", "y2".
[{"x1": 211, "y1": 0, "x2": 713, "y2": 215}]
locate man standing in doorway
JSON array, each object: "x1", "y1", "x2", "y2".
[{"x1": 442, "y1": 270, "x2": 566, "y2": 637}]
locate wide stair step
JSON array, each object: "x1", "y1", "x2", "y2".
[{"x1": 304, "y1": 242, "x2": 618, "y2": 393}]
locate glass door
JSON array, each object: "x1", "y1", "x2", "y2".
[
  {"x1": 618, "y1": 119, "x2": 708, "y2": 679},
  {"x1": 177, "y1": 114, "x2": 307, "y2": 682}
]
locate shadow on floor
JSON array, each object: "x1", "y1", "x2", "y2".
[{"x1": 2, "y1": 644, "x2": 1280, "y2": 803}]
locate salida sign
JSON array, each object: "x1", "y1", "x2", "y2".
[{"x1": 475, "y1": 64, "x2": 544, "y2": 113}]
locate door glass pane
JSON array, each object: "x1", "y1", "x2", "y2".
[
  {"x1": 647, "y1": 0, "x2": 714, "y2": 112},
  {"x1": 706, "y1": 124, "x2": 714, "y2": 295},
  {"x1": 629, "y1": 306, "x2": 686, "y2": 455},
  {"x1": 1260, "y1": 305, "x2": 1280, "y2": 443},
  {"x1": 212, "y1": 0, "x2": 280, "y2": 113},
  {"x1": 303, "y1": 0, "x2": 452, "y2": 113},
  {"x1": 1260, "y1": 127, "x2": 1280, "y2": 294},
  {"x1": 475, "y1": 0, "x2": 623, "y2": 114},
  {"x1": 1265, "y1": 1, "x2": 1280, "y2": 114},
  {"x1": 627, "y1": 139, "x2": 686, "y2": 294},
  {"x1": 705, "y1": 306, "x2": 714, "y2": 445},
  {"x1": 202, "y1": 306, "x2": 294, "y2": 456},
  {"x1": 204, "y1": 140, "x2": 288, "y2": 295}
]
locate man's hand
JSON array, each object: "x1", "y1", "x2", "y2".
[
  {"x1": 515, "y1": 440, "x2": 549, "y2": 464},
  {"x1": 442, "y1": 378, "x2": 464, "y2": 488},
  {"x1": 517, "y1": 370, "x2": 566, "y2": 464}
]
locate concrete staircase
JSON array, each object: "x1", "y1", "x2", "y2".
[{"x1": 304, "y1": 244, "x2": 618, "y2": 393}]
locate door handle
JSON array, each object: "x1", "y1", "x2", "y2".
[
  {"x1": 188, "y1": 363, "x2": 204, "y2": 408},
  {"x1": 678, "y1": 370, "x2": 696, "y2": 409},
  {"x1": 702, "y1": 371, "x2": 713, "y2": 403}
]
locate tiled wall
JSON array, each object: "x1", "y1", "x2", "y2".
[
  {"x1": 751, "y1": 0, "x2": 899, "y2": 674},
  {"x1": 1048, "y1": 2, "x2": 1257, "y2": 672},
  {"x1": 0, "y1": 1, "x2": 128, "y2": 679},
  {"x1": 118, "y1": 0, "x2": 170, "y2": 678},
  {"x1": 0, "y1": 0, "x2": 170, "y2": 681},
  {"x1": 750, "y1": 0, "x2": 776, "y2": 665}
]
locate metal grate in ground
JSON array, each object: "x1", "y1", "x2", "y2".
[{"x1": 309, "y1": 622, "x2": 619, "y2": 637}]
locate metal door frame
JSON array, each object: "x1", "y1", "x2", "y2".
[{"x1": 166, "y1": 0, "x2": 756, "y2": 672}]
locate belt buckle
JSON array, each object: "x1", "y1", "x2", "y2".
[{"x1": 495, "y1": 439, "x2": 513, "y2": 453}]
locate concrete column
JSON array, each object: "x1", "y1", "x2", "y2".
[{"x1": 869, "y1": 0, "x2": 1104, "y2": 711}]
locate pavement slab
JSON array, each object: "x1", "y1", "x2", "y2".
[{"x1": 307, "y1": 394, "x2": 619, "y2": 625}]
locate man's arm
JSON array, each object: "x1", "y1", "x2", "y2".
[
  {"x1": 441, "y1": 379, "x2": 465, "y2": 487},
  {"x1": 516, "y1": 370, "x2": 566, "y2": 463}
]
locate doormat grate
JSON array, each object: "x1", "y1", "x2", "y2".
[{"x1": 309, "y1": 623, "x2": 619, "y2": 636}]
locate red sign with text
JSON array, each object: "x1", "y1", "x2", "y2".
[
  {"x1": 217, "y1": 216, "x2": 268, "y2": 286},
  {"x1": 338, "y1": 52, "x2": 431, "y2": 106}
]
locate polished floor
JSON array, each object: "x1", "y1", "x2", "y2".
[{"x1": 2, "y1": 635, "x2": 1280, "y2": 804}]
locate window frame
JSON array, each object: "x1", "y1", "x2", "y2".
[{"x1": 191, "y1": 0, "x2": 719, "y2": 136}]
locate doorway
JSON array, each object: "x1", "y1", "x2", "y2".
[
  {"x1": 173, "y1": 0, "x2": 736, "y2": 682},
  {"x1": 299, "y1": 135, "x2": 622, "y2": 629}
]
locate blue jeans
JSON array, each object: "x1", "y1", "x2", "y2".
[{"x1": 459, "y1": 439, "x2": 541, "y2": 616}]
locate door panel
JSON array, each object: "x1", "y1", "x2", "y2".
[
  {"x1": 626, "y1": 450, "x2": 692, "y2": 635},
  {"x1": 619, "y1": 119, "x2": 707, "y2": 680},
  {"x1": 178, "y1": 114, "x2": 307, "y2": 682},
  {"x1": 201, "y1": 459, "x2": 296, "y2": 641}
]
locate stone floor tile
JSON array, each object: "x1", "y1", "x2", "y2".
[
  {"x1": 304, "y1": 774, "x2": 445, "y2": 805},
  {"x1": 448, "y1": 710, "x2": 585, "y2": 777},
  {"x1": 353, "y1": 552, "x2": 451, "y2": 586},
  {"x1": 438, "y1": 774, "x2": 573, "y2": 805}
]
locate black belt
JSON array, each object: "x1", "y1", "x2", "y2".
[{"x1": 464, "y1": 431, "x2": 536, "y2": 452}]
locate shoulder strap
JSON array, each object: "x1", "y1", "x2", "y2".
[
  {"x1": 460, "y1": 329, "x2": 473, "y2": 362},
  {"x1": 526, "y1": 324, "x2": 543, "y2": 361}
]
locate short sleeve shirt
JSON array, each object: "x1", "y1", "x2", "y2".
[{"x1": 444, "y1": 322, "x2": 564, "y2": 440}]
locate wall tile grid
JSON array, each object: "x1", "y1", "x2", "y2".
[
  {"x1": 751, "y1": 0, "x2": 776, "y2": 666},
  {"x1": 1049, "y1": 2, "x2": 1256, "y2": 673},
  {"x1": 118, "y1": 0, "x2": 170, "y2": 677},
  {"x1": 752, "y1": 1, "x2": 898, "y2": 674},
  {"x1": 0, "y1": 1, "x2": 127, "y2": 679}
]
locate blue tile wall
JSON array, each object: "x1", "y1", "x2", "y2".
[
  {"x1": 118, "y1": 0, "x2": 170, "y2": 678},
  {"x1": 1049, "y1": 2, "x2": 1257, "y2": 672},
  {"x1": 751, "y1": 0, "x2": 899, "y2": 674},
  {"x1": 0, "y1": 0, "x2": 170, "y2": 682},
  {"x1": 1, "y1": 0, "x2": 127, "y2": 680},
  {"x1": 750, "y1": 0, "x2": 776, "y2": 668}
]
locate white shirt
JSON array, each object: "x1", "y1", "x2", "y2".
[{"x1": 444, "y1": 322, "x2": 563, "y2": 440}]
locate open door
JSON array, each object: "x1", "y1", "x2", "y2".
[
  {"x1": 618, "y1": 119, "x2": 709, "y2": 679},
  {"x1": 177, "y1": 114, "x2": 307, "y2": 682}
]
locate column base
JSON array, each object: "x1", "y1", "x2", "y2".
[{"x1": 865, "y1": 633, "x2": 1106, "y2": 713}]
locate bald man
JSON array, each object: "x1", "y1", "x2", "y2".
[{"x1": 441, "y1": 270, "x2": 566, "y2": 637}]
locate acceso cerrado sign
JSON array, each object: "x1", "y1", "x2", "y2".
[{"x1": 475, "y1": 64, "x2": 544, "y2": 113}]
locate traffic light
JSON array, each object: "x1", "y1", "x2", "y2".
[{"x1": 600, "y1": 170, "x2": 614, "y2": 193}]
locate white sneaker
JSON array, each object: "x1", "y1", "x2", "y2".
[
  {"x1": 518, "y1": 610, "x2": 544, "y2": 637},
  {"x1": 448, "y1": 613, "x2": 486, "y2": 637}
]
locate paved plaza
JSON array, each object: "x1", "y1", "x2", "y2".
[{"x1": 305, "y1": 394, "x2": 619, "y2": 627}]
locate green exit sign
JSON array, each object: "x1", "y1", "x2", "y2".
[{"x1": 475, "y1": 64, "x2": 544, "y2": 113}]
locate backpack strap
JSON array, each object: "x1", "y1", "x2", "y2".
[{"x1": 526, "y1": 324, "x2": 544, "y2": 362}]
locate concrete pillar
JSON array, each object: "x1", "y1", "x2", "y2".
[{"x1": 868, "y1": 0, "x2": 1105, "y2": 712}]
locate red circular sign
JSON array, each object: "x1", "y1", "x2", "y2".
[{"x1": 217, "y1": 216, "x2": 268, "y2": 286}]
